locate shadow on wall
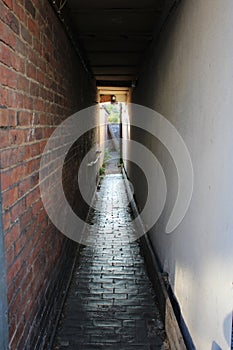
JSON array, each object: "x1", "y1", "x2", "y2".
[
  {"x1": 211, "y1": 341, "x2": 222, "y2": 350},
  {"x1": 223, "y1": 312, "x2": 233, "y2": 349},
  {"x1": 211, "y1": 312, "x2": 233, "y2": 350}
]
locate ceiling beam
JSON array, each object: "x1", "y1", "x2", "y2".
[
  {"x1": 96, "y1": 76, "x2": 136, "y2": 82},
  {"x1": 79, "y1": 33, "x2": 153, "y2": 40},
  {"x1": 97, "y1": 80, "x2": 133, "y2": 87},
  {"x1": 93, "y1": 67, "x2": 138, "y2": 75},
  {"x1": 87, "y1": 50, "x2": 143, "y2": 54},
  {"x1": 71, "y1": 8, "x2": 162, "y2": 14}
]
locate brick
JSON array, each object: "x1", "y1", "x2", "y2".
[
  {"x1": 4, "y1": 223, "x2": 20, "y2": 249},
  {"x1": 7, "y1": 90, "x2": 24, "y2": 109},
  {"x1": 35, "y1": 99, "x2": 45, "y2": 112},
  {"x1": 1, "y1": 165, "x2": 25, "y2": 191},
  {"x1": 20, "y1": 24, "x2": 32, "y2": 46},
  {"x1": 15, "y1": 37, "x2": 28, "y2": 57},
  {"x1": 29, "y1": 80, "x2": 40, "y2": 96},
  {"x1": 27, "y1": 17, "x2": 38, "y2": 36},
  {"x1": 2, "y1": 0, "x2": 13, "y2": 10},
  {"x1": 13, "y1": 2, "x2": 26, "y2": 22},
  {"x1": 0, "y1": 1, "x2": 19, "y2": 34},
  {"x1": 9, "y1": 129, "x2": 27, "y2": 145},
  {"x1": 12, "y1": 54, "x2": 25, "y2": 73},
  {"x1": 2, "y1": 186, "x2": 18, "y2": 209},
  {"x1": 7, "y1": 256, "x2": 21, "y2": 285},
  {"x1": 23, "y1": 95, "x2": 34, "y2": 110},
  {"x1": 25, "y1": 0, "x2": 36, "y2": 18},
  {"x1": 10, "y1": 198, "x2": 26, "y2": 222},
  {"x1": 17, "y1": 74, "x2": 30, "y2": 92},
  {"x1": 20, "y1": 208, "x2": 33, "y2": 231},
  {"x1": 15, "y1": 232, "x2": 28, "y2": 256},
  {"x1": 17, "y1": 111, "x2": 31, "y2": 126},
  {"x1": 0, "y1": 42, "x2": 11, "y2": 66},
  {"x1": 5, "y1": 245, "x2": 15, "y2": 268},
  {"x1": 26, "y1": 187, "x2": 40, "y2": 207},
  {"x1": 0, "y1": 129, "x2": 9, "y2": 146},
  {"x1": 0, "y1": 43, "x2": 26, "y2": 73},
  {"x1": 30, "y1": 142, "x2": 41, "y2": 157},
  {"x1": 8, "y1": 289, "x2": 21, "y2": 322},
  {"x1": 0, "y1": 88, "x2": 7, "y2": 108},
  {"x1": 2, "y1": 210, "x2": 11, "y2": 231},
  {"x1": 9, "y1": 316, "x2": 24, "y2": 350},
  {"x1": 0, "y1": 64, "x2": 17, "y2": 89},
  {"x1": 37, "y1": 69, "x2": 44, "y2": 84},
  {"x1": 0, "y1": 109, "x2": 17, "y2": 126},
  {"x1": 25, "y1": 158, "x2": 40, "y2": 176},
  {"x1": 19, "y1": 268, "x2": 33, "y2": 300},
  {"x1": 0, "y1": 146, "x2": 22, "y2": 169},
  {"x1": 31, "y1": 200, "x2": 42, "y2": 218},
  {"x1": 17, "y1": 145, "x2": 31, "y2": 162},
  {"x1": 26, "y1": 62, "x2": 36, "y2": 80},
  {"x1": 18, "y1": 177, "x2": 31, "y2": 197},
  {"x1": 32, "y1": 37, "x2": 42, "y2": 56},
  {"x1": 1, "y1": 171, "x2": 12, "y2": 191},
  {"x1": 53, "y1": 173, "x2": 166, "y2": 348}
]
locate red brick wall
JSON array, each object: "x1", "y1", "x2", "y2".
[{"x1": 0, "y1": 0, "x2": 96, "y2": 348}]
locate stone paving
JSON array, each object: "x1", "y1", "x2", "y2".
[{"x1": 53, "y1": 146, "x2": 169, "y2": 350}]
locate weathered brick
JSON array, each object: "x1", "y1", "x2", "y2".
[
  {"x1": 27, "y1": 17, "x2": 38, "y2": 36},
  {"x1": 9, "y1": 316, "x2": 24, "y2": 350},
  {"x1": 2, "y1": 186, "x2": 18, "y2": 209},
  {"x1": 26, "y1": 61, "x2": 36, "y2": 80},
  {"x1": 4, "y1": 223, "x2": 20, "y2": 249},
  {"x1": 0, "y1": 1, "x2": 97, "y2": 348},
  {"x1": 25, "y1": 158, "x2": 40, "y2": 176},
  {"x1": 30, "y1": 142, "x2": 41, "y2": 157},
  {"x1": 7, "y1": 256, "x2": 21, "y2": 285},
  {"x1": 26, "y1": 187, "x2": 40, "y2": 207},
  {"x1": 1, "y1": 165, "x2": 25, "y2": 192},
  {"x1": 15, "y1": 232, "x2": 28, "y2": 257},
  {"x1": 0, "y1": 43, "x2": 24, "y2": 73},
  {"x1": 36, "y1": 68, "x2": 44, "y2": 84},
  {"x1": 2, "y1": 0, "x2": 13, "y2": 10},
  {"x1": 0, "y1": 64, "x2": 18, "y2": 88},
  {"x1": 0, "y1": 109, "x2": 17, "y2": 126},
  {"x1": 31, "y1": 199, "x2": 42, "y2": 216},
  {"x1": 0, "y1": 18, "x2": 17, "y2": 49},
  {"x1": 20, "y1": 24, "x2": 32, "y2": 45},
  {"x1": 5, "y1": 245, "x2": 15, "y2": 269},
  {"x1": 0, "y1": 129, "x2": 9, "y2": 147},
  {"x1": 2, "y1": 210, "x2": 11, "y2": 231},
  {"x1": 0, "y1": 1, "x2": 19, "y2": 34},
  {"x1": 18, "y1": 177, "x2": 31, "y2": 197},
  {"x1": 25, "y1": 0, "x2": 36, "y2": 18},
  {"x1": 9, "y1": 129, "x2": 27, "y2": 145}
]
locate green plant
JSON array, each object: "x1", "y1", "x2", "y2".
[
  {"x1": 105, "y1": 103, "x2": 120, "y2": 124},
  {"x1": 103, "y1": 148, "x2": 111, "y2": 166},
  {"x1": 99, "y1": 166, "x2": 105, "y2": 176}
]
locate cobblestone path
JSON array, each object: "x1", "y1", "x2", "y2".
[{"x1": 53, "y1": 154, "x2": 168, "y2": 349}]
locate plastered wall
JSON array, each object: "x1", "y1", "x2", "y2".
[{"x1": 129, "y1": 1, "x2": 233, "y2": 349}]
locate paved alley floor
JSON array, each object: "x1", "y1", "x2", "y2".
[{"x1": 53, "y1": 146, "x2": 169, "y2": 350}]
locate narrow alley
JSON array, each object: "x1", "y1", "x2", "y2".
[
  {"x1": 1, "y1": 0, "x2": 233, "y2": 349},
  {"x1": 53, "y1": 138, "x2": 168, "y2": 349}
]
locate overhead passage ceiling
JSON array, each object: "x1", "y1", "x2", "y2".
[{"x1": 51, "y1": 0, "x2": 177, "y2": 87}]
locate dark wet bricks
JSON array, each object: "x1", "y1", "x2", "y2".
[{"x1": 53, "y1": 174, "x2": 169, "y2": 350}]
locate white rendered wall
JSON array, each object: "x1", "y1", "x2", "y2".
[{"x1": 129, "y1": 1, "x2": 233, "y2": 349}]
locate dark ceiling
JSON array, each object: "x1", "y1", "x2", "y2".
[{"x1": 51, "y1": 0, "x2": 176, "y2": 87}]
